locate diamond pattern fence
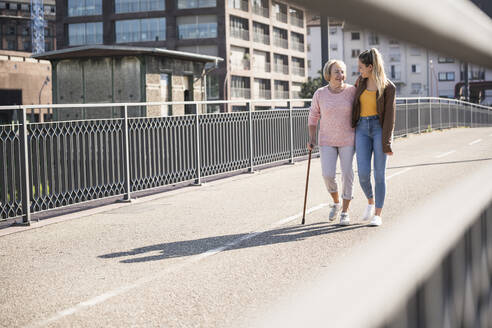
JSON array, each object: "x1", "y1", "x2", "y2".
[{"x1": 0, "y1": 98, "x2": 491, "y2": 222}]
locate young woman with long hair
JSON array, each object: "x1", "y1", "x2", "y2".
[{"x1": 352, "y1": 48, "x2": 396, "y2": 226}]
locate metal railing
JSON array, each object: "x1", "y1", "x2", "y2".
[
  {"x1": 253, "y1": 32, "x2": 270, "y2": 45},
  {"x1": 255, "y1": 89, "x2": 272, "y2": 99},
  {"x1": 256, "y1": 164, "x2": 492, "y2": 328},
  {"x1": 290, "y1": 40, "x2": 304, "y2": 52},
  {"x1": 273, "y1": 37, "x2": 288, "y2": 49},
  {"x1": 290, "y1": 15, "x2": 303, "y2": 28},
  {"x1": 252, "y1": 5, "x2": 269, "y2": 17},
  {"x1": 291, "y1": 66, "x2": 305, "y2": 76},
  {"x1": 253, "y1": 62, "x2": 270, "y2": 73},
  {"x1": 230, "y1": 28, "x2": 249, "y2": 41},
  {"x1": 275, "y1": 12, "x2": 287, "y2": 23},
  {"x1": 0, "y1": 98, "x2": 491, "y2": 223},
  {"x1": 231, "y1": 88, "x2": 251, "y2": 99},
  {"x1": 231, "y1": 59, "x2": 251, "y2": 70},
  {"x1": 273, "y1": 63, "x2": 289, "y2": 74}
]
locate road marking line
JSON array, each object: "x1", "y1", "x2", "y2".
[
  {"x1": 30, "y1": 165, "x2": 419, "y2": 327},
  {"x1": 469, "y1": 139, "x2": 482, "y2": 145},
  {"x1": 435, "y1": 150, "x2": 456, "y2": 158},
  {"x1": 29, "y1": 203, "x2": 329, "y2": 327},
  {"x1": 386, "y1": 168, "x2": 413, "y2": 180}
]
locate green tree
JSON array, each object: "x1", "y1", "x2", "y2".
[{"x1": 299, "y1": 70, "x2": 324, "y2": 99}]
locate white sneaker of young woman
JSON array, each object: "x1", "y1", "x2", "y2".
[
  {"x1": 339, "y1": 212, "x2": 350, "y2": 226},
  {"x1": 369, "y1": 215, "x2": 382, "y2": 226},
  {"x1": 328, "y1": 203, "x2": 341, "y2": 221},
  {"x1": 362, "y1": 204, "x2": 375, "y2": 221}
]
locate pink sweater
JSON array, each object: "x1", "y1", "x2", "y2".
[{"x1": 308, "y1": 85, "x2": 356, "y2": 147}]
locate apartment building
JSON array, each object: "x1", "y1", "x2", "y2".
[
  {"x1": 54, "y1": 0, "x2": 308, "y2": 112},
  {"x1": 307, "y1": 20, "x2": 492, "y2": 103}
]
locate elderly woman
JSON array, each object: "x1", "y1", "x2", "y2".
[{"x1": 307, "y1": 60, "x2": 357, "y2": 225}]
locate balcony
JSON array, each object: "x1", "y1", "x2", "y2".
[
  {"x1": 274, "y1": 90, "x2": 289, "y2": 99},
  {"x1": 253, "y1": 62, "x2": 270, "y2": 72},
  {"x1": 231, "y1": 87, "x2": 251, "y2": 99},
  {"x1": 231, "y1": 59, "x2": 250, "y2": 70},
  {"x1": 253, "y1": 32, "x2": 270, "y2": 45},
  {"x1": 230, "y1": 28, "x2": 249, "y2": 41},
  {"x1": 291, "y1": 41, "x2": 304, "y2": 52},
  {"x1": 273, "y1": 37, "x2": 288, "y2": 49},
  {"x1": 290, "y1": 16, "x2": 303, "y2": 28},
  {"x1": 256, "y1": 89, "x2": 271, "y2": 99},
  {"x1": 273, "y1": 63, "x2": 289, "y2": 74},
  {"x1": 275, "y1": 12, "x2": 287, "y2": 23},
  {"x1": 229, "y1": 0, "x2": 248, "y2": 11},
  {"x1": 252, "y1": 5, "x2": 269, "y2": 18},
  {"x1": 291, "y1": 66, "x2": 305, "y2": 76}
]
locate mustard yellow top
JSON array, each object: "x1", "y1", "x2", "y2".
[{"x1": 360, "y1": 90, "x2": 378, "y2": 117}]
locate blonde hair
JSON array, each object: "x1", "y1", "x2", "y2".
[
  {"x1": 323, "y1": 59, "x2": 346, "y2": 82},
  {"x1": 359, "y1": 48, "x2": 388, "y2": 98}
]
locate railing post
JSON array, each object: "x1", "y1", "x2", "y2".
[
  {"x1": 405, "y1": 99, "x2": 408, "y2": 136},
  {"x1": 470, "y1": 103, "x2": 473, "y2": 128},
  {"x1": 20, "y1": 106, "x2": 31, "y2": 225},
  {"x1": 429, "y1": 99, "x2": 432, "y2": 130},
  {"x1": 448, "y1": 100, "x2": 451, "y2": 128},
  {"x1": 194, "y1": 106, "x2": 202, "y2": 185},
  {"x1": 439, "y1": 99, "x2": 442, "y2": 130},
  {"x1": 123, "y1": 105, "x2": 132, "y2": 201},
  {"x1": 289, "y1": 101, "x2": 294, "y2": 164},
  {"x1": 417, "y1": 98, "x2": 421, "y2": 134},
  {"x1": 248, "y1": 101, "x2": 254, "y2": 173}
]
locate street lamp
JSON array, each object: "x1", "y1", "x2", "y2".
[{"x1": 429, "y1": 60, "x2": 439, "y2": 97}]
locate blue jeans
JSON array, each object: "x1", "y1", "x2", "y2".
[{"x1": 355, "y1": 115, "x2": 387, "y2": 209}]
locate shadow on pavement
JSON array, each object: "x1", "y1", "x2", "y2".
[{"x1": 99, "y1": 222, "x2": 369, "y2": 263}]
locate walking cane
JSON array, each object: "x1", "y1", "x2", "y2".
[{"x1": 301, "y1": 147, "x2": 313, "y2": 225}]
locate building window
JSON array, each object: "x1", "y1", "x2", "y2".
[
  {"x1": 273, "y1": 2, "x2": 287, "y2": 23},
  {"x1": 351, "y1": 65, "x2": 358, "y2": 76},
  {"x1": 351, "y1": 32, "x2": 360, "y2": 40},
  {"x1": 411, "y1": 64, "x2": 421, "y2": 73},
  {"x1": 368, "y1": 32, "x2": 379, "y2": 45},
  {"x1": 7, "y1": 25, "x2": 15, "y2": 35},
  {"x1": 438, "y1": 72, "x2": 455, "y2": 81},
  {"x1": 329, "y1": 27, "x2": 337, "y2": 35},
  {"x1": 390, "y1": 65, "x2": 401, "y2": 80},
  {"x1": 177, "y1": 15, "x2": 217, "y2": 40},
  {"x1": 177, "y1": 0, "x2": 216, "y2": 9},
  {"x1": 116, "y1": 18, "x2": 166, "y2": 43},
  {"x1": 331, "y1": 44, "x2": 338, "y2": 51},
  {"x1": 7, "y1": 39, "x2": 16, "y2": 50},
  {"x1": 22, "y1": 40, "x2": 31, "y2": 50},
  {"x1": 411, "y1": 83, "x2": 422, "y2": 94},
  {"x1": 438, "y1": 56, "x2": 454, "y2": 63},
  {"x1": 68, "y1": 22, "x2": 103, "y2": 46},
  {"x1": 0, "y1": 2, "x2": 6, "y2": 9},
  {"x1": 389, "y1": 48, "x2": 401, "y2": 62},
  {"x1": 351, "y1": 49, "x2": 360, "y2": 58},
  {"x1": 229, "y1": 0, "x2": 248, "y2": 11},
  {"x1": 68, "y1": 0, "x2": 102, "y2": 16},
  {"x1": 289, "y1": 7, "x2": 303, "y2": 28},
  {"x1": 20, "y1": 3, "x2": 29, "y2": 11},
  {"x1": 206, "y1": 73, "x2": 220, "y2": 100},
  {"x1": 115, "y1": 0, "x2": 165, "y2": 13}
]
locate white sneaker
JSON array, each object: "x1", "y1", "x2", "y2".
[
  {"x1": 328, "y1": 203, "x2": 341, "y2": 221},
  {"x1": 362, "y1": 204, "x2": 375, "y2": 221},
  {"x1": 369, "y1": 215, "x2": 382, "y2": 226},
  {"x1": 340, "y1": 212, "x2": 350, "y2": 226}
]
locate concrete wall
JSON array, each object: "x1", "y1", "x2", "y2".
[{"x1": 0, "y1": 51, "x2": 52, "y2": 121}]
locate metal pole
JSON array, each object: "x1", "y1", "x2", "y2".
[
  {"x1": 448, "y1": 100, "x2": 451, "y2": 128},
  {"x1": 194, "y1": 109, "x2": 202, "y2": 185},
  {"x1": 248, "y1": 101, "x2": 254, "y2": 173},
  {"x1": 417, "y1": 98, "x2": 421, "y2": 134},
  {"x1": 320, "y1": 15, "x2": 329, "y2": 86},
  {"x1": 429, "y1": 100, "x2": 432, "y2": 130},
  {"x1": 405, "y1": 99, "x2": 408, "y2": 135},
  {"x1": 289, "y1": 101, "x2": 294, "y2": 164},
  {"x1": 123, "y1": 105, "x2": 131, "y2": 201},
  {"x1": 439, "y1": 99, "x2": 442, "y2": 130},
  {"x1": 20, "y1": 106, "x2": 31, "y2": 225},
  {"x1": 470, "y1": 104, "x2": 473, "y2": 128}
]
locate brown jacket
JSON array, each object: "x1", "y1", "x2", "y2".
[{"x1": 352, "y1": 77, "x2": 396, "y2": 153}]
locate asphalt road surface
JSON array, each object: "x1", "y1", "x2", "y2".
[{"x1": 1, "y1": 127, "x2": 492, "y2": 328}]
